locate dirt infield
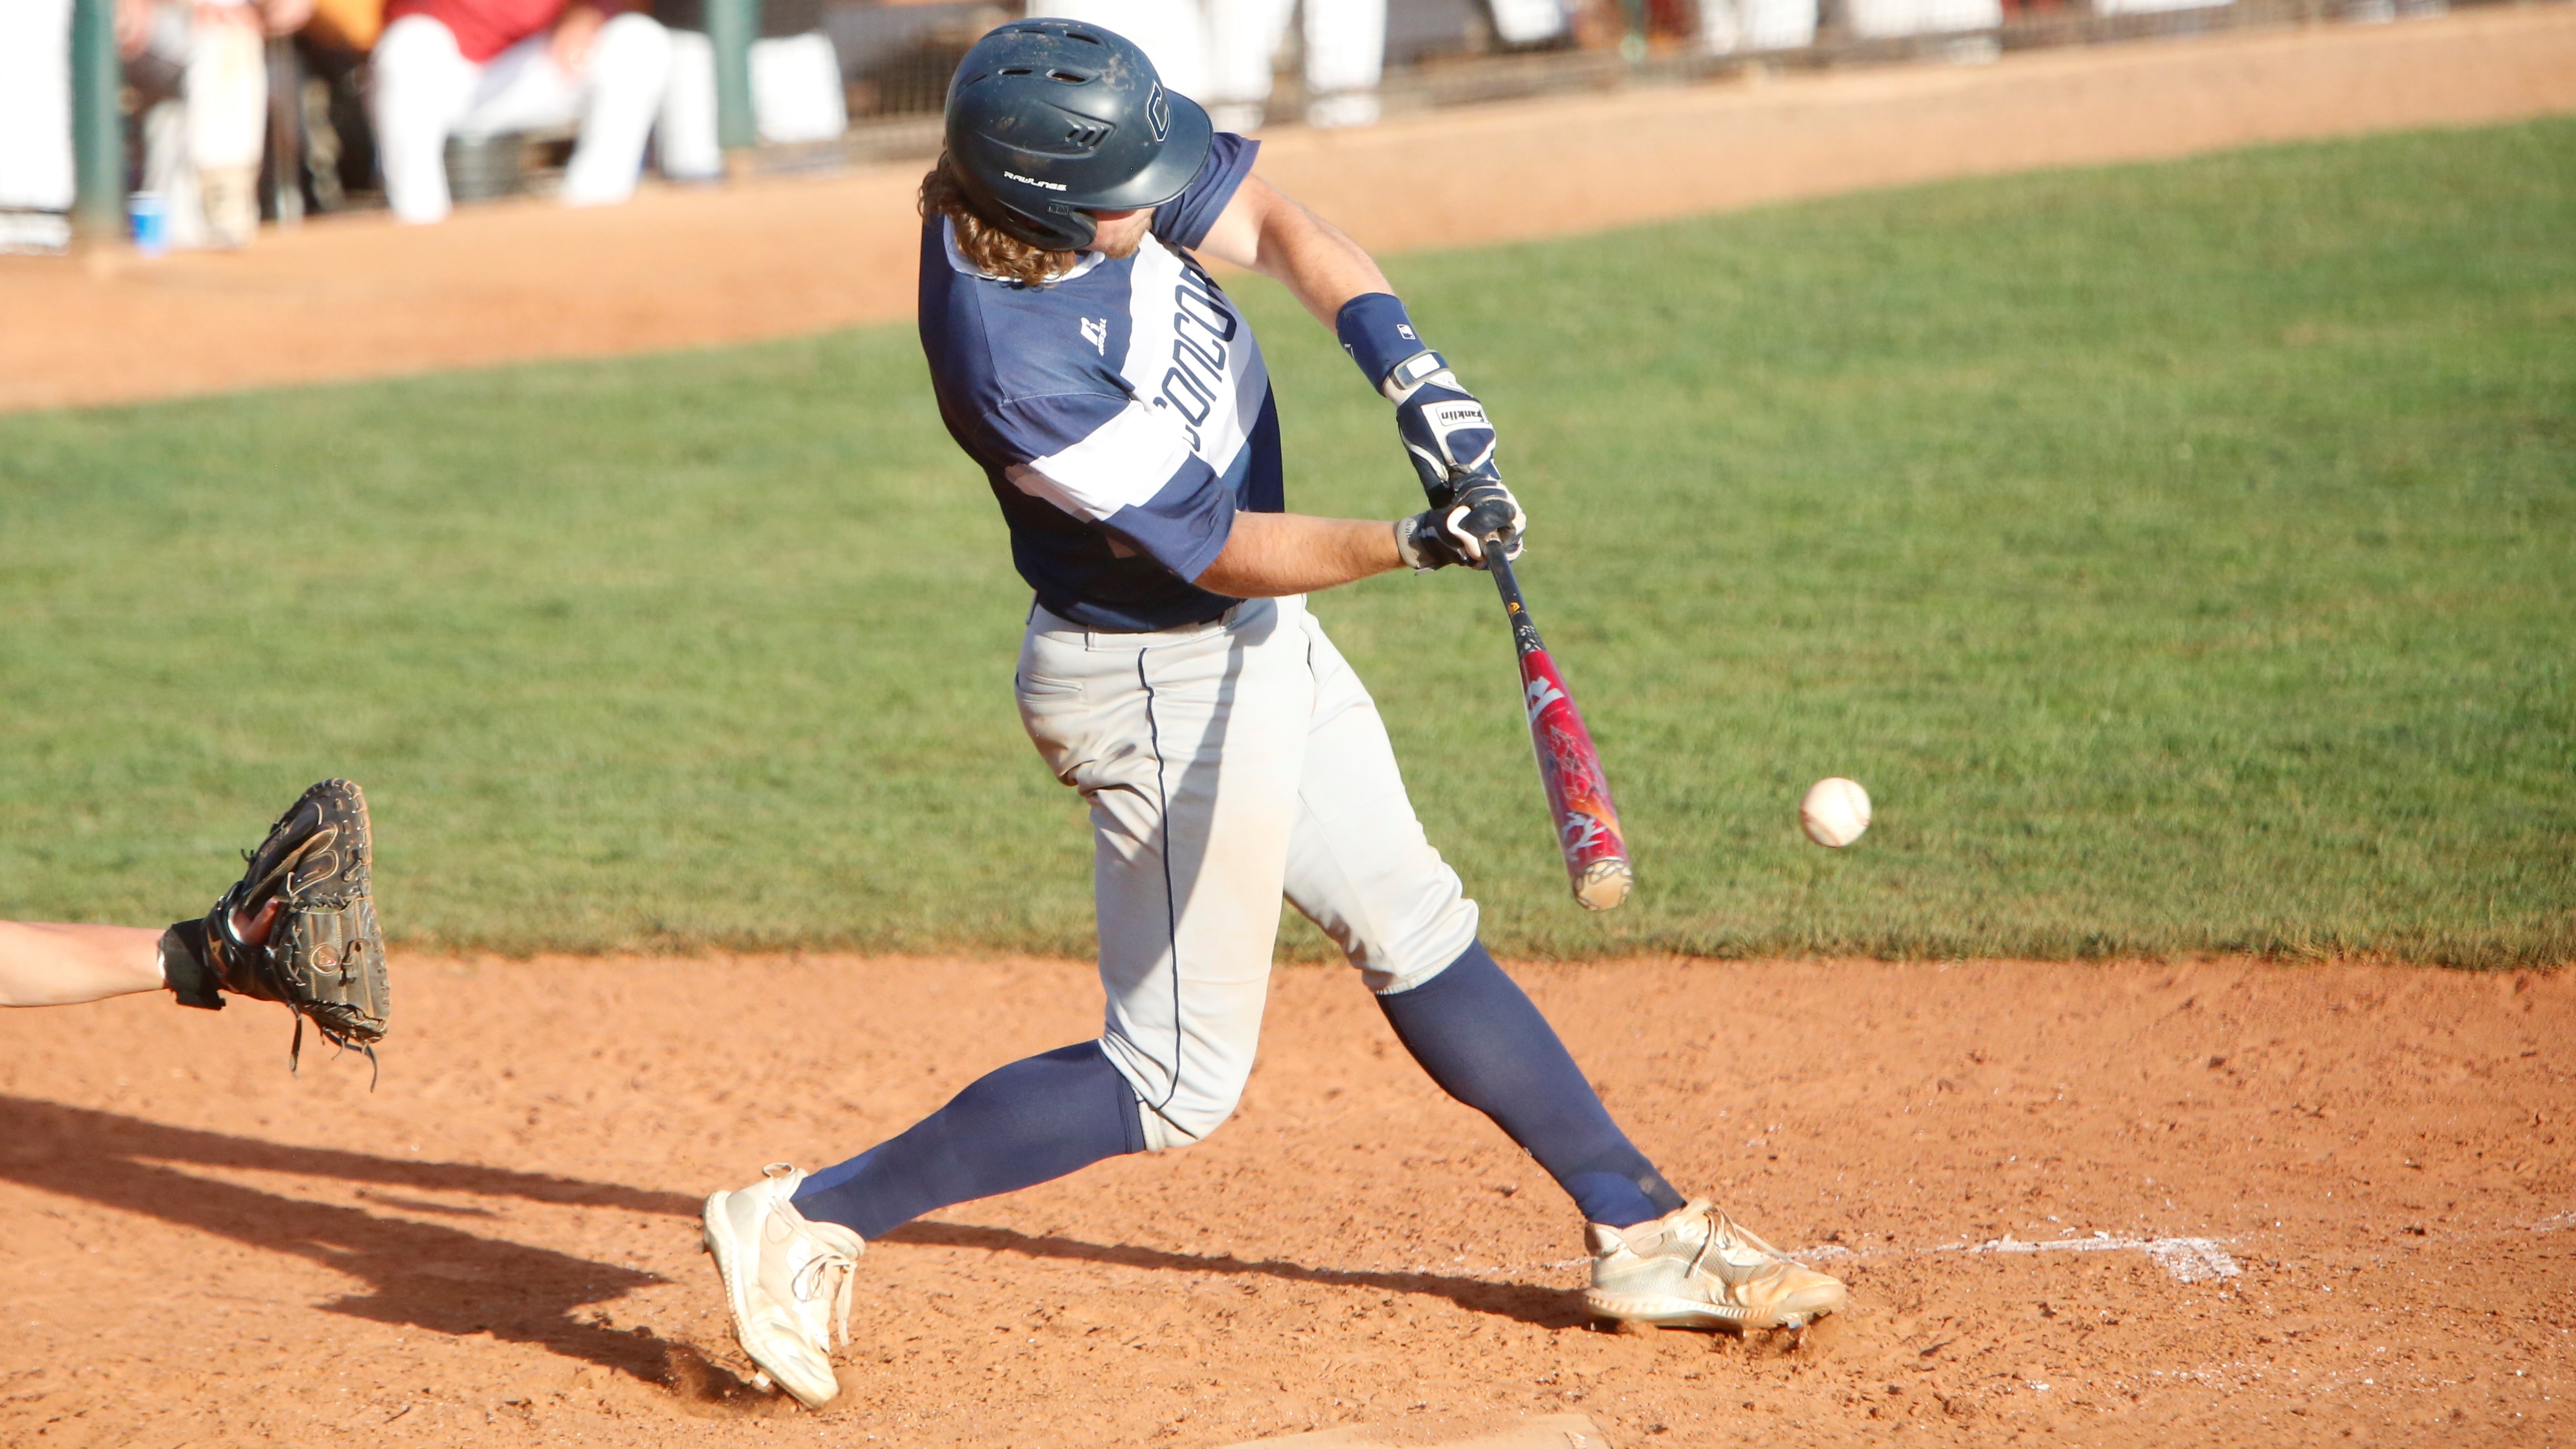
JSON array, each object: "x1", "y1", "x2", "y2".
[
  {"x1": 3, "y1": 954, "x2": 2567, "y2": 1447},
  {"x1": 4, "y1": 4, "x2": 2575, "y2": 414}
]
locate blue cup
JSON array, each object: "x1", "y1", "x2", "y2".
[{"x1": 129, "y1": 193, "x2": 169, "y2": 257}]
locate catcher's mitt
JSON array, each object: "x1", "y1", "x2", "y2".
[{"x1": 161, "y1": 778, "x2": 391, "y2": 1078}]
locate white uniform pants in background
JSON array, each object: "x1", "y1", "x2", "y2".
[
  {"x1": 1029, "y1": 0, "x2": 1386, "y2": 130},
  {"x1": 371, "y1": 11, "x2": 674, "y2": 224},
  {"x1": 1027, "y1": 0, "x2": 1208, "y2": 95},
  {"x1": 657, "y1": 29, "x2": 848, "y2": 182},
  {"x1": 1841, "y1": 0, "x2": 2002, "y2": 42},
  {"x1": 1208, "y1": 0, "x2": 1386, "y2": 129},
  {"x1": 177, "y1": 4, "x2": 268, "y2": 248},
  {"x1": 1017, "y1": 596, "x2": 1479, "y2": 1152},
  {"x1": 1699, "y1": 0, "x2": 1819, "y2": 53},
  {"x1": 0, "y1": 0, "x2": 76, "y2": 226},
  {"x1": 1487, "y1": 0, "x2": 1570, "y2": 44}
]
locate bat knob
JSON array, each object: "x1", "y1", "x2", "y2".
[{"x1": 1574, "y1": 858, "x2": 1634, "y2": 912}]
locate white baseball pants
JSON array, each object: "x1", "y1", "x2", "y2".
[
  {"x1": 1017, "y1": 595, "x2": 1479, "y2": 1151},
  {"x1": 371, "y1": 12, "x2": 673, "y2": 224}
]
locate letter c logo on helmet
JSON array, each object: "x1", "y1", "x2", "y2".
[{"x1": 943, "y1": 19, "x2": 1214, "y2": 253}]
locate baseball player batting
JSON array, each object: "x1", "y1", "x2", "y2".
[{"x1": 699, "y1": 19, "x2": 1846, "y2": 1408}]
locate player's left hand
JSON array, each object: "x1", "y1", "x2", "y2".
[{"x1": 1384, "y1": 355, "x2": 1504, "y2": 508}]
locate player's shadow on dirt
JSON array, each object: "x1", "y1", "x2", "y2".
[
  {"x1": 0, "y1": 1095, "x2": 738, "y2": 1392},
  {"x1": 883, "y1": 1221, "x2": 1591, "y2": 1328}
]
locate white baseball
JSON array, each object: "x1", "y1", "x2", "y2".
[{"x1": 1799, "y1": 777, "x2": 1872, "y2": 848}]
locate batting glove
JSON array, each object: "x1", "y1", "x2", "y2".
[
  {"x1": 1385, "y1": 352, "x2": 1503, "y2": 499},
  {"x1": 1397, "y1": 482, "x2": 1526, "y2": 573},
  {"x1": 1384, "y1": 352, "x2": 1526, "y2": 563}
]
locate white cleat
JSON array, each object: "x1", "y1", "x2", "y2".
[
  {"x1": 1583, "y1": 1199, "x2": 1848, "y2": 1331},
  {"x1": 702, "y1": 1163, "x2": 864, "y2": 1408}
]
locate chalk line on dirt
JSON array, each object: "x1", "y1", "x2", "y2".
[
  {"x1": 1397, "y1": 1227, "x2": 2243, "y2": 1289},
  {"x1": 1815, "y1": 1231, "x2": 2247, "y2": 1284}
]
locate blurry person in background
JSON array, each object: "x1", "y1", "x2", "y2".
[
  {"x1": 371, "y1": 0, "x2": 674, "y2": 222},
  {"x1": 304, "y1": 0, "x2": 386, "y2": 52},
  {"x1": 1030, "y1": 0, "x2": 1388, "y2": 131},
  {"x1": 294, "y1": 0, "x2": 388, "y2": 214},
  {"x1": 1209, "y1": 0, "x2": 1388, "y2": 130},
  {"x1": 118, "y1": 0, "x2": 313, "y2": 248},
  {"x1": 652, "y1": 0, "x2": 847, "y2": 183}
]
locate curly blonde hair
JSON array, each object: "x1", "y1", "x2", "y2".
[{"x1": 920, "y1": 154, "x2": 1081, "y2": 288}]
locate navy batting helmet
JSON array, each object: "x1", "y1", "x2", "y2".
[{"x1": 942, "y1": 18, "x2": 1213, "y2": 253}]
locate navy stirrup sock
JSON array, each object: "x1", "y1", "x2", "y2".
[
  {"x1": 791, "y1": 949, "x2": 1677, "y2": 1237},
  {"x1": 1376, "y1": 940, "x2": 1686, "y2": 1229},
  {"x1": 792, "y1": 1041, "x2": 1147, "y2": 1241}
]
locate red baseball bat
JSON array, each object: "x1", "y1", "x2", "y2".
[{"x1": 1484, "y1": 543, "x2": 1634, "y2": 911}]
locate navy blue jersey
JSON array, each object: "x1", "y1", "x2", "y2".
[{"x1": 918, "y1": 133, "x2": 1280, "y2": 632}]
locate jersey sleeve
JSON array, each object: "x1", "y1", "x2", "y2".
[
  {"x1": 1151, "y1": 132, "x2": 1260, "y2": 252},
  {"x1": 994, "y1": 393, "x2": 1239, "y2": 585}
]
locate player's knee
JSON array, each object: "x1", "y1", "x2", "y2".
[
  {"x1": 1134, "y1": 1081, "x2": 1245, "y2": 1153},
  {"x1": 592, "y1": 14, "x2": 674, "y2": 84},
  {"x1": 1099, "y1": 1019, "x2": 1257, "y2": 1152},
  {"x1": 1353, "y1": 892, "x2": 1481, "y2": 995},
  {"x1": 371, "y1": 14, "x2": 462, "y2": 75}
]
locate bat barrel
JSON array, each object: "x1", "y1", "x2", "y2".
[{"x1": 1481, "y1": 531, "x2": 1633, "y2": 912}]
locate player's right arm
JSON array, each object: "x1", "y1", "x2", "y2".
[
  {"x1": 991, "y1": 382, "x2": 1464, "y2": 602},
  {"x1": 1190, "y1": 512, "x2": 1399, "y2": 598},
  {"x1": 1195, "y1": 175, "x2": 1525, "y2": 566},
  {"x1": 1191, "y1": 505, "x2": 1517, "y2": 597}
]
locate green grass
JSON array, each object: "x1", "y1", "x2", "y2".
[{"x1": 4, "y1": 120, "x2": 2570, "y2": 965}]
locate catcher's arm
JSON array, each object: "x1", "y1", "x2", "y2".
[
  {"x1": 0, "y1": 895, "x2": 283, "y2": 1008},
  {"x1": 0, "y1": 922, "x2": 164, "y2": 1006}
]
